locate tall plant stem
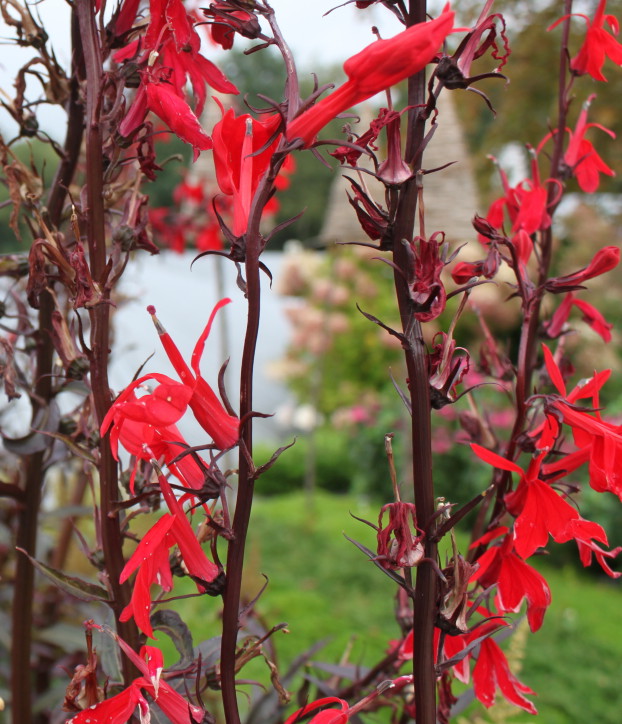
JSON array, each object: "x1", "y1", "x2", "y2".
[
  {"x1": 389, "y1": 2, "x2": 437, "y2": 722},
  {"x1": 75, "y1": 0, "x2": 138, "y2": 680},
  {"x1": 393, "y1": 0, "x2": 437, "y2": 724},
  {"x1": 10, "y1": 10, "x2": 85, "y2": 723},
  {"x1": 220, "y1": 143, "x2": 289, "y2": 722},
  {"x1": 481, "y1": 0, "x2": 574, "y2": 530}
]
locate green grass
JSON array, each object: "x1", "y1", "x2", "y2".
[{"x1": 168, "y1": 491, "x2": 622, "y2": 722}]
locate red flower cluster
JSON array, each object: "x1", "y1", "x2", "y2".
[
  {"x1": 101, "y1": 300, "x2": 239, "y2": 492},
  {"x1": 398, "y1": 616, "x2": 537, "y2": 714},
  {"x1": 113, "y1": 0, "x2": 238, "y2": 158},
  {"x1": 67, "y1": 631, "x2": 205, "y2": 723}
]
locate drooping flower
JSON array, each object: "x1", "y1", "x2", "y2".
[
  {"x1": 469, "y1": 528, "x2": 551, "y2": 632},
  {"x1": 545, "y1": 244, "x2": 620, "y2": 292},
  {"x1": 119, "y1": 470, "x2": 220, "y2": 639},
  {"x1": 119, "y1": 514, "x2": 176, "y2": 638},
  {"x1": 545, "y1": 292, "x2": 613, "y2": 343},
  {"x1": 66, "y1": 683, "x2": 149, "y2": 724},
  {"x1": 286, "y1": 7, "x2": 454, "y2": 147},
  {"x1": 551, "y1": 0, "x2": 622, "y2": 81},
  {"x1": 203, "y1": 1, "x2": 262, "y2": 49},
  {"x1": 376, "y1": 502, "x2": 424, "y2": 569},
  {"x1": 472, "y1": 630, "x2": 537, "y2": 714},
  {"x1": 406, "y1": 232, "x2": 448, "y2": 322},
  {"x1": 284, "y1": 697, "x2": 350, "y2": 724}
]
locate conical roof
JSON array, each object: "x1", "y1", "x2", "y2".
[{"x1": 319, "y1": 92, "x2": 480, "y2": 246}]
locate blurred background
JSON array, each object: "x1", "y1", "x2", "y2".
[{"x1": 1, "y1": 1, "x2": 622, "y2": 722}]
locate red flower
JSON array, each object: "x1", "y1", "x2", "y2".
[
  {"x1": 100, "y1": 374, "x2": 208, "y2": 491},
  {"x1": 69, "y1": 629, "x2": 205, "y2": 723},
  {"x1": 544, "y1": 292, "x2": 614, "y2": 342},
  {"x1": 120, "y1": 471, "x2": 219, "y2": 638},
  {"x1": 148, "y1": 299, "x2": 239, "y2": 450},
  {"x1": 119, "y1": 514, "x2": 176, "y2": 638},
  {"x1": 211, "y1": 101, "x2": 282, "y2": 235},
  {"x1": 546, "y1": 244, "x2": 620, "y2": 292},
  {"x1": 473, "y1": 632, "x2": 537, "y2": 714},
  {"x1": 470, "y1": 529, "x2": 551, "y2": 632},
  {"x1": 565, "y1": 95, "x2": 616, "y2": 192},
  {"x1": 481, "y1": 153, "x2": 560, "y2": 237},
  {"x1": 540, "y1": 345, "x2": 622, "y2": 497},
  {"x1": 66, "y1": 684, "x2": 149, "y2": 724},
  {"x1": 286, "y1": 7, "x2": 454, "y2": 147},
  {"x1": 115, "y1": 0, "x2": 238, "y2": 158},
  {"x1": 284, "y1": 697, "x2": 350, "y2": 724},
  {"x1": 145, "y1": 80, "x2": 213, "y2": 160},
  {"x1": 552, "y1": 0, "x2": 622, "y2": 81},
  {"x1": 376, "y1": 502, "x2": 424, "y2": 569}
]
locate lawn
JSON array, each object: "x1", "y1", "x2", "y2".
[{"x1": 171, "y1": 491, "x2": 622, "y2": 723}]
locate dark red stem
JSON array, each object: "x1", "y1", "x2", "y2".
[
  {"x1": 387, "y1": 3, "x2": 438, "y2": 723},
  {"x1": 75, "y1": 0, "x2": 139, "y2": 680},
  {"x1": 10, "y1": 10, "x2": 85, "y2": 723}
]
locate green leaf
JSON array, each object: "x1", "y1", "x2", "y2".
[
  {"x1": 150, "y1": 609, "x2": 194, "y2": 668},
  {"x1": 17, "y1": 548, "x2": 110, "y2": 602}
]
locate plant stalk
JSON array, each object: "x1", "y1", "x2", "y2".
[
  {"x1": 388, "y1": 3, "x2": 438, "y2": 722},
  {"x1": 75, "y1": 0, "x2": 139, "y2": 680},
  {"x1": 10, "y1": 9, "x2": 86, "y2": 722}
]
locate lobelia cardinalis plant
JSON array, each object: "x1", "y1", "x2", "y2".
[{"x1": 1, "y1": 1, "x2": 621, "y2": 724}]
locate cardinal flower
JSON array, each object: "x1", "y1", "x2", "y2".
[
  {"x1": 544, "y1": 292, "x2": 613, "y2": 342},
  {"x1": 551, "y1": 0, "x2": 622, "y2": 81},
  {"x1": 564, "y1": 96, "x2": 615, "y2": 192},
  {"x1": 211, "y1": 102, "x2": 282, "y2": 235},
  {"x1": 546, "y1": 244, "x2": 620, "y2": 292},
  {"x1": 470, "y1": 528, "x2": 551, "y2": 632},
  {"x1": 120, "y1": 471, "x2": 219, "y2": 638},
  {"x1": 68, "y1": 631, "x2": 205, "y2": 723},
  {"x1": 286, "y1": 6, "x2": 454, "y2": 147},
  {"x1": 114, "y1": 0, "x2": 238, "y2": 158},
  {"x1": 101, "y1": 375, "x2": 210, "y2": 491},
  {"x1": 285, "y1": 697, "x2": 350, "y2": 724},
  {"x1": 148, "y1": 299, "x2": 239, "y2": 450},
  {"x1": 473, "y1": 632, "x2": 537, "y2": 714}
]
